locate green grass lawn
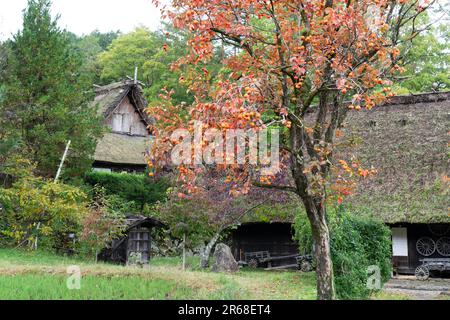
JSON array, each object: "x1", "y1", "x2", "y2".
[{"x1": 0, "y1": 248, "x2": 317, "y2": 300}]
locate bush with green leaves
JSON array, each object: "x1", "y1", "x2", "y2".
[
  {"x1": 84, "y1": 171, "x2": 168, "y2": 212},
  {"x1": 0, "y1": 158, "x2": 89, "y2": 252},
  {"x1": 294, "y1": 206, "x2": 391, "y2": 299}
]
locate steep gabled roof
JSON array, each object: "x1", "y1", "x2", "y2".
[
  {"x1": 91, "y1": 79, "x2": 153, "y2": 127},
  {"x1": 91, "y1": 80, "x2": 154, "y2": 166}
]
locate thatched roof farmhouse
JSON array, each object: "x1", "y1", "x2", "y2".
[
  {"x1": 337, "y1": 92, "x2": 449, "y2": 274},
  {"x1": 91, "y1": 79, "x2": 153, "y2": 173},
  {"x1": 232, "y1": 92, "x2": 450, "y2": 274},
  {"x1": 341, "y1": 92, "x2": 449, "y2": 224}
]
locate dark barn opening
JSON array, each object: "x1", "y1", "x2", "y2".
[
  {"x1": 230, "y1": 222, "x2": 299, "y2": 268},
  {"x1": 391, "y1": 223, "x2": 450, "y2": 275}
]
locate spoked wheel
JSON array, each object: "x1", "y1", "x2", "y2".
[
  {"x1": 248, "y1": 258, "x2": 259, "y2": 268},
  {"x1": 415, "y1": 265, "x2": 430, "y2": 281},
  {"x1": 436, "y1": 237, "x2": 450, "y2": 257},
  {"x1": 416, "y1": 237, "x2": 436, "y2": 256}
]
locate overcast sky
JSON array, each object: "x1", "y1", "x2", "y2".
[{"x1": 0, "y1": 0, "x2": 162, "y2": 40}]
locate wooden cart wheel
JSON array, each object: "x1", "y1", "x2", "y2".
[
  {"x1": 436, "y1": 237, "x2": 450, "y2": 257},
  {"x1": 248, "y1": 258, "x2": 258, "y2": 268},
  {"x1": 415, "y1": 265, "x2": 430, "y2": 281},
  {"x1": 416, "y1": 237, "x2": 435, "y2": 256}
]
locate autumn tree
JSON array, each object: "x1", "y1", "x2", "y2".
[
  {"x1": 80, "y1": 187, "x2": 125, "y2": 262},
  {"x1": 149, "y1": 0, "x2": 434, "y2": 299}
]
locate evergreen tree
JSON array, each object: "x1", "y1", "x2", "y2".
[{"x1": 1, "y1": 0, "x2": 103, "y2": 178}]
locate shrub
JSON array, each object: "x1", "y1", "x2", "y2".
[
  {"x1": 84, "y1": 171, "x2": 168, "y2": 212},
  {"x1": 0, "y1": 162, "x2": 89, "y2": 252},
  {"x1": 294, "y1": 206, "x2": 391, "y2": 299}
]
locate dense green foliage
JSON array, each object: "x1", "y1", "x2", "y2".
[
  {"x1": 97, "y1": 26, "x2": 192, "y2": 105},
  {"x1": 0, "y1": 158, "x2": 89, "y2": 251},
  {"x1": 78, "y1": 186, "x2": 127, "y2": 260},
  {"x1": 399, "y1": 24, "x2": 450, "y2": 93},
  {"x1": 0, "y1": 42, "x2": 8, "y2": 100},
  {"x1": 98, "y1": 25, "x2": 226, "y2": 105},
  {"x1": 98, "y1": 28, "x2": 158, "y2": 84},
  {"x1": 0, "y1": 0, "x2": 103, "y2": 178},
  {"x1": 150, "y1": 195, "x2": 214, "y2": 250},
  {"x1": 84, "y1": 171, "x2": 169, "y2": 212},
  {"x1": 69, "y1": 30, "x2": 120, "y2": 86},
  {"x1": 395, "y1": 8, "x2": 450, "y2": 93},
  {"x1": 294, "y1": 207, "x2": 392, "y2": 299}
]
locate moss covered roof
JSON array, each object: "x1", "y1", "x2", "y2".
[
  {"x1": 91, "y1": 80, "x2": 150, "y2": 122},
  {"x1": 338, "y1": 92, "x2": 449, "y2": 224},
  {"x1": 93, "y1": 132, "x2": 153, "y2": 165},
  {"x1": 243, "y1": 92, "x2": 450, "y2": 225}
]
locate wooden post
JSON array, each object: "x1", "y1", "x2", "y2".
[
  {"x1": 34, "y1": 140, "x2": 71, "y2": 250},
  {"x1": 134, "y1": 66, "x2": 138, "y2": 85},
  {"x1": 33, "y1": 222, "x2": 41, "y2": 250},
  {"x1": 54, "y1": 140, "x2": 71, "y2": 183},
  {"x1": 183, "y1": 233, "x2": 186, "y2": 271}
]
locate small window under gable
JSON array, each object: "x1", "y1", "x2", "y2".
[
  {"x1": 108, "y1": 95, "x2": 148, "y2": 135},
  {"x1": 112, "y1": 113, "x2": 124, "y2": 132}
]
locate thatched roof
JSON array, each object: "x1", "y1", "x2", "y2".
[
  {"x1": 338, "y1": 91, "x2": 450, "y2": 224},
  {"x1": 91, "y1": 80, "x2": 153, "y2": 166},
  {"x1": 94, "y1": 132, "x2": 152, "y2": 165},
  {"x1": 92, "y1": 79, "x2": 151, "y2": 124},
  {"x1": 242, "y1": 92, "x2": 450, "y2": 225}
]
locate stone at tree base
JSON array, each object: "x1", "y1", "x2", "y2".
[{"x1": 211, "y1": 243, "x2": 239, "y2": 273}]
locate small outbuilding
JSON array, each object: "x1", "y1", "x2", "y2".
[{"x1": 98, "y1": 215, "x2": 166, "y2": 265}]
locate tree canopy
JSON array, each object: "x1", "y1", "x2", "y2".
[
  {"x1": 399, "y1": 20, "x2": 450, "y2": 92},
  {"x1": 1, "y1": 0, "x2": 103, "y2": 178}
]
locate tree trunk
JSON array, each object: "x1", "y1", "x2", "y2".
[
  {"x1": 304, "y1": 198, "x2": 336, "y2": 300},
  {"x1": 200, "y1": 232, "x2": 221, "y2": 269},
  {"x1": 290, "y1": 121, "x2": 336, "y2": 299}
]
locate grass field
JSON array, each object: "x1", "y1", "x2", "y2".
[{"x1": 0, "y1": 249, "x2": 317, "y2": 300}]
